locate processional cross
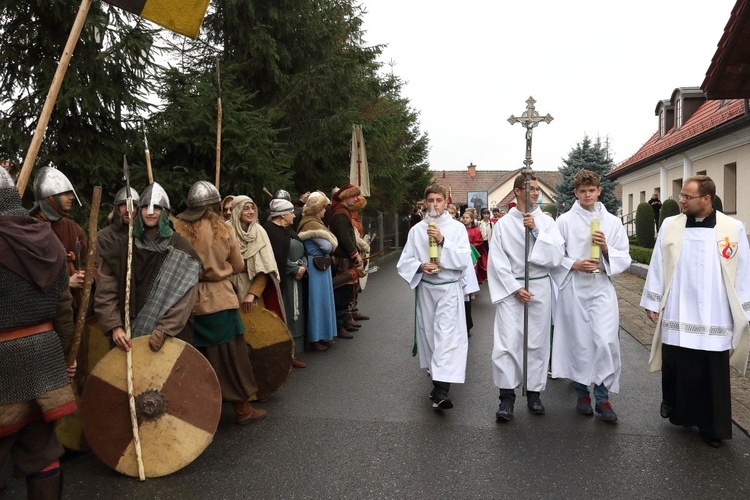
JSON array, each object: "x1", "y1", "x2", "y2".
[{"x1": 507, "y1": 96, "x2": 553, "y2": 397}]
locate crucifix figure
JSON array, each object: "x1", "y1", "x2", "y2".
[
  {"x1": 507, "y1": 96, "x2": 553, "y2": 397},
  {"x1": 508, "y1": 96, "x2": 553, "y2": 174}
]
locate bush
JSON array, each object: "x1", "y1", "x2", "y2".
[
  {"x1": 630, "y1": 245, "x2": 653, "y2": 265},
  {"x1": 659, "y1": 198, "x2": 680, "y2": 227},
  {"x1": 542, "y1": 204, "x2": 557, "y2": 218},
  {"x1": 635, "y1": 202, "x2": 655, "y2": 248},
  {"x1": 714, "y1": 195, "x2": 723, "y2": 213}
]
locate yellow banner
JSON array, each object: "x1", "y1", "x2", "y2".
[{"x1": 105, "y1": 0, "x2": 210, "y2": 39}]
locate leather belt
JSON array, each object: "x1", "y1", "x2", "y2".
[{"x1": 0, "y1": 321, "x2": 55, "y2": 342}]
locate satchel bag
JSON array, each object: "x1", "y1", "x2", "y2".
[{"x1": 313, "y1": 256, "x2": 332, "y2": 271}]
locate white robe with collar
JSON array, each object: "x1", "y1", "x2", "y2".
[
  {"x1": 397, "y1": 212, "x2": 472, "y2": 383},
  {"x1": 550, "y1": 201, "x2": 631, "y2": 392},
  {"x1": 487, "y1": 206, "x2": 565, "y2": 391}
]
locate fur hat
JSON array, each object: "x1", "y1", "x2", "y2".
[
  {"x1": 302, "y1": 191, "x2": 329, "y2": 216},
  {"x1": 332, "y1": 183, "x2": 361, "y2": 204}
]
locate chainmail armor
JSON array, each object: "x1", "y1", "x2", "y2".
[
  {"x1": 0, "y1": 265, "x2": 71, "y2": 405},
  {"x1": 0, "y1": 187, "x2": 28, "y2": 216}
]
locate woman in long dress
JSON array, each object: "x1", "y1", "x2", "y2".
[{"x1": 297, "y1": 192, "x2": 338, "y2": 351}]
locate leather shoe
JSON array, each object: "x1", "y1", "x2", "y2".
[
  {"x1": 595, "y1": 401, "x2": 618, "y2": 422},
  {"x1": 352, "y1": 311, "x2": 370, "y2": 320},
  {"x1": 233, "y1": 401, "x2": 267, "y2": 425},
  {"x1": 700, "y1": 431, "x2": 722, "y2": 448},
  {"x1": 576, "y1": 395, "x2": 594, "y2": 415},
  {"x1": 337, "y1": 328, "x2": 354, "y2": 339},
  {"x1": 309, "y1": 342, "x2": 329, "y2": 352},
  {"x1": 660, "y1": 401, "x2": 672, "y2": 418},
  {"x1": 344, "y1": 324, "x2": 360, "y2": 332},
  {"x1": 346, "y1": 319, "x2": 362, "y2": 328},
  {"x1": 292, "y1": 358, "x2": 307, "y2": 368}
]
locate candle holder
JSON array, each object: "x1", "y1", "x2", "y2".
[
  {"x1": 589, "y1": 211, "x2": 602, "y2": 274},
  {"x1": 426, "y1": 202, "x2": 441, "y2": 274}
]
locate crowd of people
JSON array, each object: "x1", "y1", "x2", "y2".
[
  {"x1": 0, "y1": 160, "x2": 374, "y2": 498},
  {"x1": 398, "y1": 170, "x2": 750, "y2": 451}
]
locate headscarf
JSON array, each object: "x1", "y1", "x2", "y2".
[
  {"x1": 268, "y1": 198, "x2": 294, "y2": 220},
  {"x1": 230, "y1": 195, "x2": 279, "y2": 282}
]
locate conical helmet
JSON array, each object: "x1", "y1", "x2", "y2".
[
  {"x1": 273, "y1": 189, "x2": 291, "y2": 202},
  {"x1": 114, "y1": 186, "x2": 140, "y2": 206},
  {"x1": 0, "y1": 167, "x2": 14, "y2": 189},
  {"x1": 139, "y1": 182, "x2": 170, "y2": 215},
  {"x1": 187, "y1": 181, "x2": 221, "y2": 208},
  {"x1": 33, "y1": 166, "x2": 80, "y2": 205}
]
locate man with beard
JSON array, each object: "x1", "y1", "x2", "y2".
[
  {"x1": 96, "y1": 186, "x2": 139, "y2": 261},
  {"x1": 0, "y1": 168, "x2": 77, "y2": 498}
]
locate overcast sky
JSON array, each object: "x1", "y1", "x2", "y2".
[{"x1": 361, "y1": 0, "x2": 737, "y2": 172}]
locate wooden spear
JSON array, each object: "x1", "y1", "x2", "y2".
[
  {"x1": 16, "y1": 0, "x2": 94, "y2": 196},
  {"x1": 142, "y1": 122, "x2": 154, "y2": 185},
  {"x1": 66, "y1": 186, "x2": 102, "y2": 368},
  {"x1": 215, "y1": 57, "x2": 222, "y2": 190},
  {"x1": 122, "y1": 156, "x2": 146, "y2": 481}
]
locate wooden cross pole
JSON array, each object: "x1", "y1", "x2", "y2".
[{"x1": 507, "y1": 96, "x2": 553, "y2": 397}]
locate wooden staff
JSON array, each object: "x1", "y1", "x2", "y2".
[
  {"x1": 215, "y1": 57, "x2": 222, "y2": 189},
  {"x1": 65, "y1": 186, "x2": 101, "y2": 367},
  {"x1": 122, "y1": 156, "x2": 146, "y2": 481},
  {"x1": 16, "y1": 0, "x2": 94, "y2": 196},
  {"x1": 142, "y1": 122, "x2": 154, "y2": 185}
]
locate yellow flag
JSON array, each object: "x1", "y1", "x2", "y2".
[{"x1": 105, "y1": 0, "x2": 210, "y2": 39}]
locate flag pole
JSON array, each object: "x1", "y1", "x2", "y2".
[
  {"x1": 16, "y1": 0, "x2": 94, "y2": 196},
  {"x1": 214, "y1": 57, "x2": 223, "y2": 190}
]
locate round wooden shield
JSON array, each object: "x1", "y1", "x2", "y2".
[
  {"x1": 241, "y1": 306, "x2": 293, "y2": 400},
  {"x1": 81, "y1": 337, "x2": 221, "y2": 478},
  {"x1": 56, "y1": 318, "x2": 112, "y2": 452}
]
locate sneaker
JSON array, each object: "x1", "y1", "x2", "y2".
[
  {"x1": 429, "y1": 388, "x2": 454, "y2": 410},
  {"x1": 576, "y1": 395, "x2": 594, "y2": 416},
  {"x1": 595, "y1": 401, "x2": 618, "y2": 422},
  {"x1": 527, "y1": 393, "x2": 545, "y2": 415},
  {"x1": 495, "y1": 399, "x2": 515, "y2": 422}
]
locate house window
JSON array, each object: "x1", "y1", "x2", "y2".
[
  {"x1": 655, "y1": 187, "x2": 660, "y2": 198},
  {"x1": 628, "y1": 193, "x2": 633, "y2": 215},
  {"x1": 676, "y1": 99, "x2": 683, "y2": 128},
  {"x1": 639, "y1": 191, "x2": 646, "y2": 203},
  {"x1": 724, "y1": 162, "x2": 737, "y2": 213},
  {"x1": 660, "y1": 111, "x2": 666, "y2": 137},
  {"x1": 672, "y1": 179, "x2": 682, "y2": 200},
  {"x1": 697, "y1": 170, "x2": 706, "y2": 176}
]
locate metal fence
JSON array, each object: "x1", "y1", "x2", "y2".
[{"x1": 359, "y1": 211, "x2": 411, "y2": 256}]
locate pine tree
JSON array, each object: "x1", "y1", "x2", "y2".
[{"x1": 555, "y1": 135, "x2": 620, "y2": 215}]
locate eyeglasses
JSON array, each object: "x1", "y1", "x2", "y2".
[{"x1": 678, "y1": 193, "x2": 705, "y2": 201}]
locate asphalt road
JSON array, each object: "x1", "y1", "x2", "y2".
[{"x1": 3, "y1": 253, "x2": 750, "y2": 499}]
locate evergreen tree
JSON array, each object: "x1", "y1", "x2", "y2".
[
  {"x1": 555, "y1": 135, "x2": 620, "y2": 215},
  {"x1": 0, "y1": 2, "x2": 162, "y2": 216}
]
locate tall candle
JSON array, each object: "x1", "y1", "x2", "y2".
[
  {"x1": 428, "y1": 221, "x2": 439, "y2": 262},
  {"x1": 590, "y1": 219, "x2": 600, "y2": 259}
]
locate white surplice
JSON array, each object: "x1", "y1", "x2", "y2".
[
  {"x1": 550, "y1": 201, "x2": 631, "y2": 393},
  {"x1": 397, "y1": 212, "x2": 472, "y2": 383},
  {"x1": 640, "y1": 213, "x2": 750, "y2": 369},
  {"x1": 487, "y1": 206, "x2": 564, "y2": 391}
]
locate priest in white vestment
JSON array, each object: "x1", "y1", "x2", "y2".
[
  {"x1": 488, "y1": 175, "x2": 564, "y2": 421},
  {"x1": 641, "y1": 175, "x2": 750, "y2": 447},
  {"x1": 551, "y1": 169, "x2": 631, "y2": 423},
  {"x1": 397, "y1": 184, "x2": 472, "y2": 410}
]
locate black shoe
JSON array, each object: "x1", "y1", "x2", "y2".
[
  {"x1": 595, "y1": 401, "x2": 618, "y2": 422},
  {"x1": 700, "y1": 431, "x2": 722, "y2": 448},
  {"x1": 660, "y1": 401, "x2": 672, "y2": 419},
  {"x1": 429, "y1": 388, "x2": 453, "y2": 410},
  {"x1": 576, "y1": 395, "x2": 594, "y2": 416},
  {"x1": 527, "y1": 393, "x2": 545, "y2": 415},
  {"x1": 495, "y1": 399, "x2": 515, "y2": 422}
]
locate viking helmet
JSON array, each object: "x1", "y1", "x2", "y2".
[
  {"x1": 114, "y1": 186, "x2": 140, "y2": 206},
  {"x1": 33, "y1": 166, "x2": 80, "y2": 205},
  {"x1": 187, "y1": 181, "x2": 221, "y2": 208},
  {"x1": 273, "y1": 189, "x2": 291, "y2": 202},
  {"x1": 139, "y1": 182, "x2": 170, "y2": 215},
  {"x1": 0, "y1": 167, "x2": 14, "y2": 189}
]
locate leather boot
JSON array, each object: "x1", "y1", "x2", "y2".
[
  {"x1": 337, "y1": 327, "x2": 354, "y2": 339},
  {"x1": 233, "y1": 401, "x2": 267, "y2": 425},
  {"x1": 345, "y1": 317, "x2": 362, "y2": 329},
  {"x1": 26, "y1": 470, "x2": 62, "y2": 500},
  {"x1": 352, "y1": 311, "x2": 370, "y2": 321}
]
